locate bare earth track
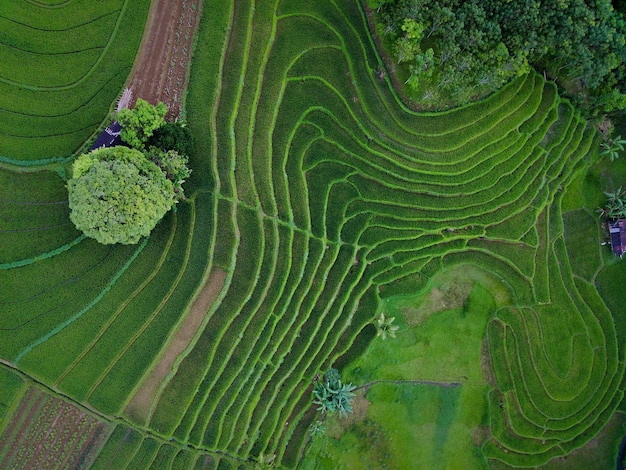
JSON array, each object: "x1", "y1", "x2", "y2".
[
  {"x1": 125, "y1": 269, "x2": 227, "y2": 423},
  {"x1": 127, "y1": 0, "x2": 203, "y2": 119}
]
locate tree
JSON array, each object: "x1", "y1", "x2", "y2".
[
  {"x1": 68, "y1": 146, "x2": 176, "y2": 245},
  {"x1": 312, "y1": 368, "x2": 356, "y2": 416},
  {"x1": 148, "y1": 121, "x2": 195, "y2": 156},
  {"x1": 603, "y1": 187, "x2": 626, "y2": 219},
  {"x1": 375, "y1": 312, "x2": 399, "y2": 340},
  {"x1": 146, "y1": 147, "x2": 192, "y2": 198},
  {"x1": 600, "y1": 135, "x2": 626, "y2": 161},
  {"x1": 117, "y1": 98, "x2": 167, "y2": 149},
  {"x1": 376, "y1": 0, "x2": 626, "y2": 112}
]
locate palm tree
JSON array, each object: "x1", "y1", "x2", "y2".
[
  {"x1": 600, "y1": 135, "x2": 626, "y2": 161},
  {"x1": 375, "y1": 312, "x2": 399, "y2": 340},
  {"x1": 313, "y1": 368, "x2": 356, "y2": 416},
  {"x1": 604, "y1": 187, "x2": 626, "y2": 219}
]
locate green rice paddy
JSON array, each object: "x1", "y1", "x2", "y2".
[
  {"x1": 1, "y1": 0, "x2": 624, "y2": 468},
  {"x1": 0, "y1": 0, "x2": 150, "y2": 161}
]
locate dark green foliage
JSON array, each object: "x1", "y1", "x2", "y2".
[
  {"x1": 376, "y1": 0, "x2": 626, "y2": 112},
  {"x1": 601, "y1": 134, "x2": 626, "y2": 161},
  {"x1": 148, "y1": 122, "x2": 195, "y2": 156},
  {"x1": 312, "y1": 368, "x2": 356, "y2": 416},
  {"x1": 600, "y1": 186, "x2": 626, "y2": 218},
  {"x1": 68, "y1": 147, "x2": 175, "y2": 245}
]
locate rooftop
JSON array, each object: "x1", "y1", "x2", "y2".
[{"x1": 609, "y1": 219, "x2": 626, "y2": 257}]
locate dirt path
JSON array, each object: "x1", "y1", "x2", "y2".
[
  {"x1": 126, "y1": 0, "x2": 203, "y2": 120},
  {"x1": 125, "y1": 269, "x2": 227, "y2": 424},
  {"x1": 356, "y1": 379, "x2": 462, "y2": 392}
]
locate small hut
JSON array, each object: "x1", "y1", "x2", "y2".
[
  {"x1": 609, "y1": 219, "x2": 626, "y2": 257},
  {"x1": 90, "y1": 121, "x2": 122, "y2": 150}
]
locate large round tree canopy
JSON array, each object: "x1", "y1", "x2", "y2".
[{"x1": 68, "y1": 146, "x2": 175, "y2": 245}]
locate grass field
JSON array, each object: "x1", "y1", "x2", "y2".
[
  {"x1": 0, "y1": 0, "x2": 623, "y2": 468},
  {"x1": 0, "y1": 0, "x2": 150, "y2": 161}
]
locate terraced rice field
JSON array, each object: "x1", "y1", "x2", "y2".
[
  {"x1": 0, "y1": 0, "x2": 150, "y2": 161},
  {"x1": 0, "y1": 0, "x2": 623, "y2": 468}
]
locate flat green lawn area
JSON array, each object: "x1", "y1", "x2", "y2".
[{"x1": 301, "y1": 271, "x2": 501, "y2": 469}]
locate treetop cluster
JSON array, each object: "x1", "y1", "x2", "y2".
[
  {"x1": 374, "y1": 0, "x2": 626, "y2": 113},
  {"x1": 68, "y1": 100, "x2": 193, "y2": 245}
]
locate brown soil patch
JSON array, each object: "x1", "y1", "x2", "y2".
[
  {"x1": 325, "y1": 389, "x2": 372, "y2": 440},
  {"x1": 126, "y1": 0, "x2": 203, "y2": 119},
  {"x1": 402, "y1": 281, "x2": 473, "y2": 327},
  {"x1": 125, "y1": 269, "x2": 227, "y2": 424}
]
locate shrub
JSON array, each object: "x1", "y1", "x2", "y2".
[{"x1": 312, "y1": 368, "x2": 356, "y2": 416}]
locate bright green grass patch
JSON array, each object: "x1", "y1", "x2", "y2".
[
  {"x1": 596, "y1": 261, "x2": 626, "y2": 333},
  {"x1": 563, "y1": 209, "x2": 603, "y2": 281},
  {"x1": 302, "y1": 279, "x2": 498, "y2": 469}
]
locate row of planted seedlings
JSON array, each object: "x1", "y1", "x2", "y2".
[
  {"x1": 172, "y1": 22, "x2": 380, "y2": 442},
  {"x1": 190, "y1": 211, "x2": 334, "y2": 454},
  {"x1": 4, "y1": 238, "x2": 139, "y2": 363},
  {"x1": 148, "y1": 0, "x2": 324, "y2": 455},
  {"x1": 146, "y1": 198, "x2": 239, "y2": 436},
  {"x1": 91, "y1": 425, "x2": 233, "y2": 470},
  {"x1": 21, "y1": 196, "x2": 208, "y2": 417},
  {"x1": 157, "y1": 201, "x2": 261, "y2": 441},
  {"x1": 25, "y1": 217, "x2": 175, "y2": 389},
  {"x1": 0, "y1": 386, "x2": 106, "y2": 469},
  {"x1": 0, "y1": 0, "x2": 150, "y2": 160},
  {"x1": 84, "y1": 201, "x2": 209, "y2": 415},
  {"x1": 185, "y1": 209, "x2": 276, "y2": 448},
  {"x1": 19, "y1": 227, "x2": 168, "y2": 401}
]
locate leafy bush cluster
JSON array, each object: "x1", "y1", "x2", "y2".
[
  {"x1": 68, "y1": 100, "x2": 193, "y2": 245},
  {"x1": 118, "y1": 99, "x2": 193, "y2": 196},
  {"x1": 313, "y1": 368, "x2": 356, "y2": 416},
  {"x1": 599, "y1": 187, "x2": 626, "y2": 218},
  {"x1": 374, "y1": 0, "x2": 626, "y2": 113},
  {"x1": 68, "y1": 147, "x2": 175, "y2": 245}
]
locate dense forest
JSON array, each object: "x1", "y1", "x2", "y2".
[{"x1": 371, "y1": 0, "x2": 626, "y2": 113}]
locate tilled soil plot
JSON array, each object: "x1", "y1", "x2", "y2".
[
  {"x1": 0, "y1": 387, "x2": 109, "y2": 469},
  {"x1": 127, "y1": 0, "x2": 203, "y2": 119}
]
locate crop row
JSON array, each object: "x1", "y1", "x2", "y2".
[
  {"x1": 0, "y1": 386, "x2": 109, "y2": 469},
  {"x1": 0, "y1": 0, "x2": 150, "y2": 160},
  {"x1": 90, "y1": 423, "x2": 243, "y2": 470}
]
